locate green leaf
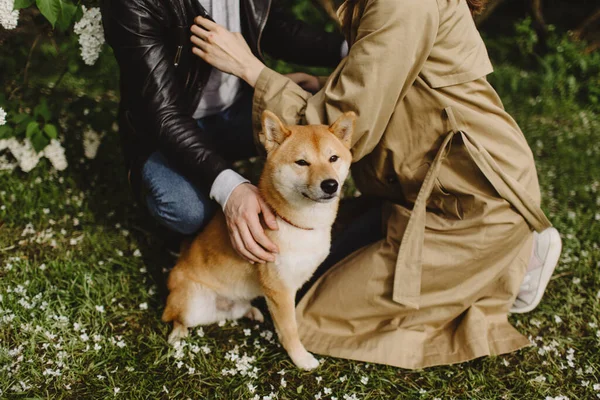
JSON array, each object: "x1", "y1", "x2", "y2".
[
  {"x1": 30, "y1": 130, "x2": 49, "y2": 152},
  {"x1": 43, "y1": 124, "x2": 58, "y2": 139},
  {"x1": 13, "y1": 0, "x2": 35, "y2": 9},
  {"x1": 26, "y1": 121, "x2": 40, "y2": 138},
  {"x1": 34, "y1": 99, "x2": 51, "y2": 122},
  {"x1": 11, "y1": 113, "x2": 30, "y2": 124},
  {"x1": 0, "y1": 125, "x2": 14, "y2": 139},
  {"x1": 36, "y1": 0, "x2": 61, "y2": 27},
  {"x1": 55, "y1": 1, "x2": 77, "y2": 32}
]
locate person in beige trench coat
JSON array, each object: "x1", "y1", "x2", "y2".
[{"x1": 189, "y1": 0, "x2": 561, "y2": 369}]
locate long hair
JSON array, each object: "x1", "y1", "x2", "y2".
[
  {"x1": 341, "y1": 0, "x2": 487, "y2": 40},
  {"x1": 466, "y1": 0, "x2": 487, "y2": 15}
]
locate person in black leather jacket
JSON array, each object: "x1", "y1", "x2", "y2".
[{"x1": 101, "y1": 0, "x2": 346, "y2": 262}]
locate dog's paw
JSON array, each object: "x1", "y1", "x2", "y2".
[
  {"x1": 244, "y1": 306, "x2": 265, "y2": 323},
  {"x1": 167, "y1": 324, "x2": 188, "y2": 345},
  {"x1": 291, "y1": 350, "x2": 320, "y2": 371}
]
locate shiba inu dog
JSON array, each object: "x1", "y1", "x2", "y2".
[{"x1": 162, "y1": 110, "x2": 355, "y2": 370}]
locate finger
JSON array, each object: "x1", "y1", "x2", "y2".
[
  {"x1": 230, "y1": 226, "x2": 260, "y2": 264},
  {"x1": 247, "y1": 213, "x2": 279, "y2": 254},
  {"x1": 258, "y1": 197, "x2": 279, "y2": 231},
  {"x1": 238, "y1": 221, "x2": 274, "y2": 263},
  {"x1": 192, "y1": 47, "x2": 208, "y2": 61},
  {"x1": 190, "y1": 35, "x2": 209, "y2": 50},
  {"x1": 194, "y1": 16, "x2": 219, "y2": 31},
  {"x1": 190, "y1": 24, "x2": 209, "y2": 40}
]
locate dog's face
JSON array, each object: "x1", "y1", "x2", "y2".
[{"x1": 260, "y1": 111, "x2": 354, "y2": 204}]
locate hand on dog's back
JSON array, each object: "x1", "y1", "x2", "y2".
[{"x1": 223, "y1": 183, "x2": 279, "y2": 264}]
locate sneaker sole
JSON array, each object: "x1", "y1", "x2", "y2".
[{"x1": 510, "y1": 227, "x2": 562, "y2": 314}]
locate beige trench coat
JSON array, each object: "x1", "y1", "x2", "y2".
[{"x1": 252, "y1": 0, "x2": 553, "y2": 369}]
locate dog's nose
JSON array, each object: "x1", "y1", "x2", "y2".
[{"x1": 321, "y1": 179, "x2": 339, "y2": 195}]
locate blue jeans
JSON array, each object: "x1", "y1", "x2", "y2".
[{"x1": 141, "y1": 89, "x2": 256, "y2": 235}]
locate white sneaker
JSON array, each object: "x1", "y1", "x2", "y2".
[{"x1": 510, "y1": 227, "x2": 562, "y2": 314}]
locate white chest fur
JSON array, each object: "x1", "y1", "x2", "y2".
[{"x1": 271, "y1": 220, "x2": 331, "y2": 291}]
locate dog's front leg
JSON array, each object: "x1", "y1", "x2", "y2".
[{"x1": 260, "y1": 268, "x2": 319, "y2": 370}]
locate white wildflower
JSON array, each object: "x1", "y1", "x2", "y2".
[
  {"x1": 360, "y1": 376, "x2": 369, "y2": 385},
  {"x1": 554, "y1": 315, "x2": 562, "y2": 324},
  {"x1": 95, "y1": 305, "x2": 105, "y2": 313},
  {"x1": 201, "y1": 345, "x2": 211, "y2": 354},
  {"x1": 139, "y1": 302, "x2": 148, "y2": 310},
  {"x1": 280, "y1": 377, "x2": 287, "y2": 388},
  {"x1": 0, "y1": 0, "x2": 19, "y2": 30},
  {"x1": 0, "y1": 107, "x2": 6, "y2": 125},
  {"x1": 133, "y1": 249, "x2": 142, "y2": 257},
  {"x1": 73, "y1": 7, "x2": 105, "y2": 65},
  {"x1": 573, "y1": 277, "x2": 581, "y2": 285},
  {"x1": 244, "y1": 328, "x2": 251, "y2": 336},
  {"x1": 533, "y1": 375, "x2": 547, "y2": 383},
  {"x1": 113, "y1": 387, "x2": 120, "y2": 395},
  {"x1": 247, "y1": 383, "x2": 256, "y2": 393},
  {"x1": 83, "y1": 128, "x2": 103, "y2": 159},
  {"x1": 43, "y1": 139, "x2": 68, "y2": 171}
]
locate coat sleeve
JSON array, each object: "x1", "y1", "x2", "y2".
[
  {"x1": 101, "y1": 0, "x2": 230, "y2": 187},
  {"x1": 253, "y1": 0, "x2": 439, "y2": 162}
]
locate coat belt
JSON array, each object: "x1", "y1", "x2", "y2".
[{"x1": 392, "y1": 106, "x2": 553, "y2": 309}]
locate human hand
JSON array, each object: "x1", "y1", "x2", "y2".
[
  {"x1": 285, "y1": 72, "x2": 322, "y2": 93},
  {"x1": 223, "y1": 183, "x2": 279, "y2": 264},
  {"x1": 190, "y1": 16, "x2": 265, "y2": 87}
]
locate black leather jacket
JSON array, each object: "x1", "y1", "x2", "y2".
[{"x1": 101, "y1": 0, "x2": 344, "y2": 192}]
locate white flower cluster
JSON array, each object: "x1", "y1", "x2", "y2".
[
  {"x1": 0, "y1": 138, "x2": 68, "y2": 172},
  {"x1": 0, "y1": 107, "x2": 7, "y2": 125},
  {"x1": 73, "y1": 6, "x2": 105, "y2": 66},
  {"x1": 44, "y1": 139, "x2": 68, "y2": 170},
  {"x1": 83, "y1": 128, "x2": 103, "y2": 159},
  {"x1": 0, "y1": 0, "x2": 19, "y2": 30}
]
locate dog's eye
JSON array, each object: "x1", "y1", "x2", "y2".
[
  {"x1": 329, "y1": 155, "x2": 339, "y2": 163},
  {"x1": 295, "y1": 159, "x2": 310, "y2": 166}
]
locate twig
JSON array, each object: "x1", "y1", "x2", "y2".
[
  {"x1": 572, "y1": 7, "x2": 600, "y2": 40},
  {"x1": 529, "y1": 0, "x2": 548, "y2": 48},
  {"x1": 23, "y1": 33, "x2": 42, "y2": 87}
]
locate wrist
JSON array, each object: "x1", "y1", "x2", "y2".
[{"x1": 241, "y1": 58, "x2": 265, "y2": 88}]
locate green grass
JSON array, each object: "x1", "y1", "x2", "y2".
[{"x1": 1, "y1": 71, "x2": 600, "y2": 400}]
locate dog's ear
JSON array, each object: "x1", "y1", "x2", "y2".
[
  {"x1": 329, "y1": 112, "x2": 355, "y2": 148},
  {"x1": 261, "y1": 110, "x2": 291, "y2": 152}
]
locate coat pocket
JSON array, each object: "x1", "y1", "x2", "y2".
[{"x1": 408, "y1": 162, "x2": 464, "y2": 221}]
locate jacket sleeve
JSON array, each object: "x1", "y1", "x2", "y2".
[
  {"x1": 101, "y1": 0, "x2": 230, "y2": 187},
  {"x1": 261, "y1": 4, "x2": 345, "y2": 68},
  {"x1": 253, "y1": 0, "x2": 439, "y2": 162}
]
